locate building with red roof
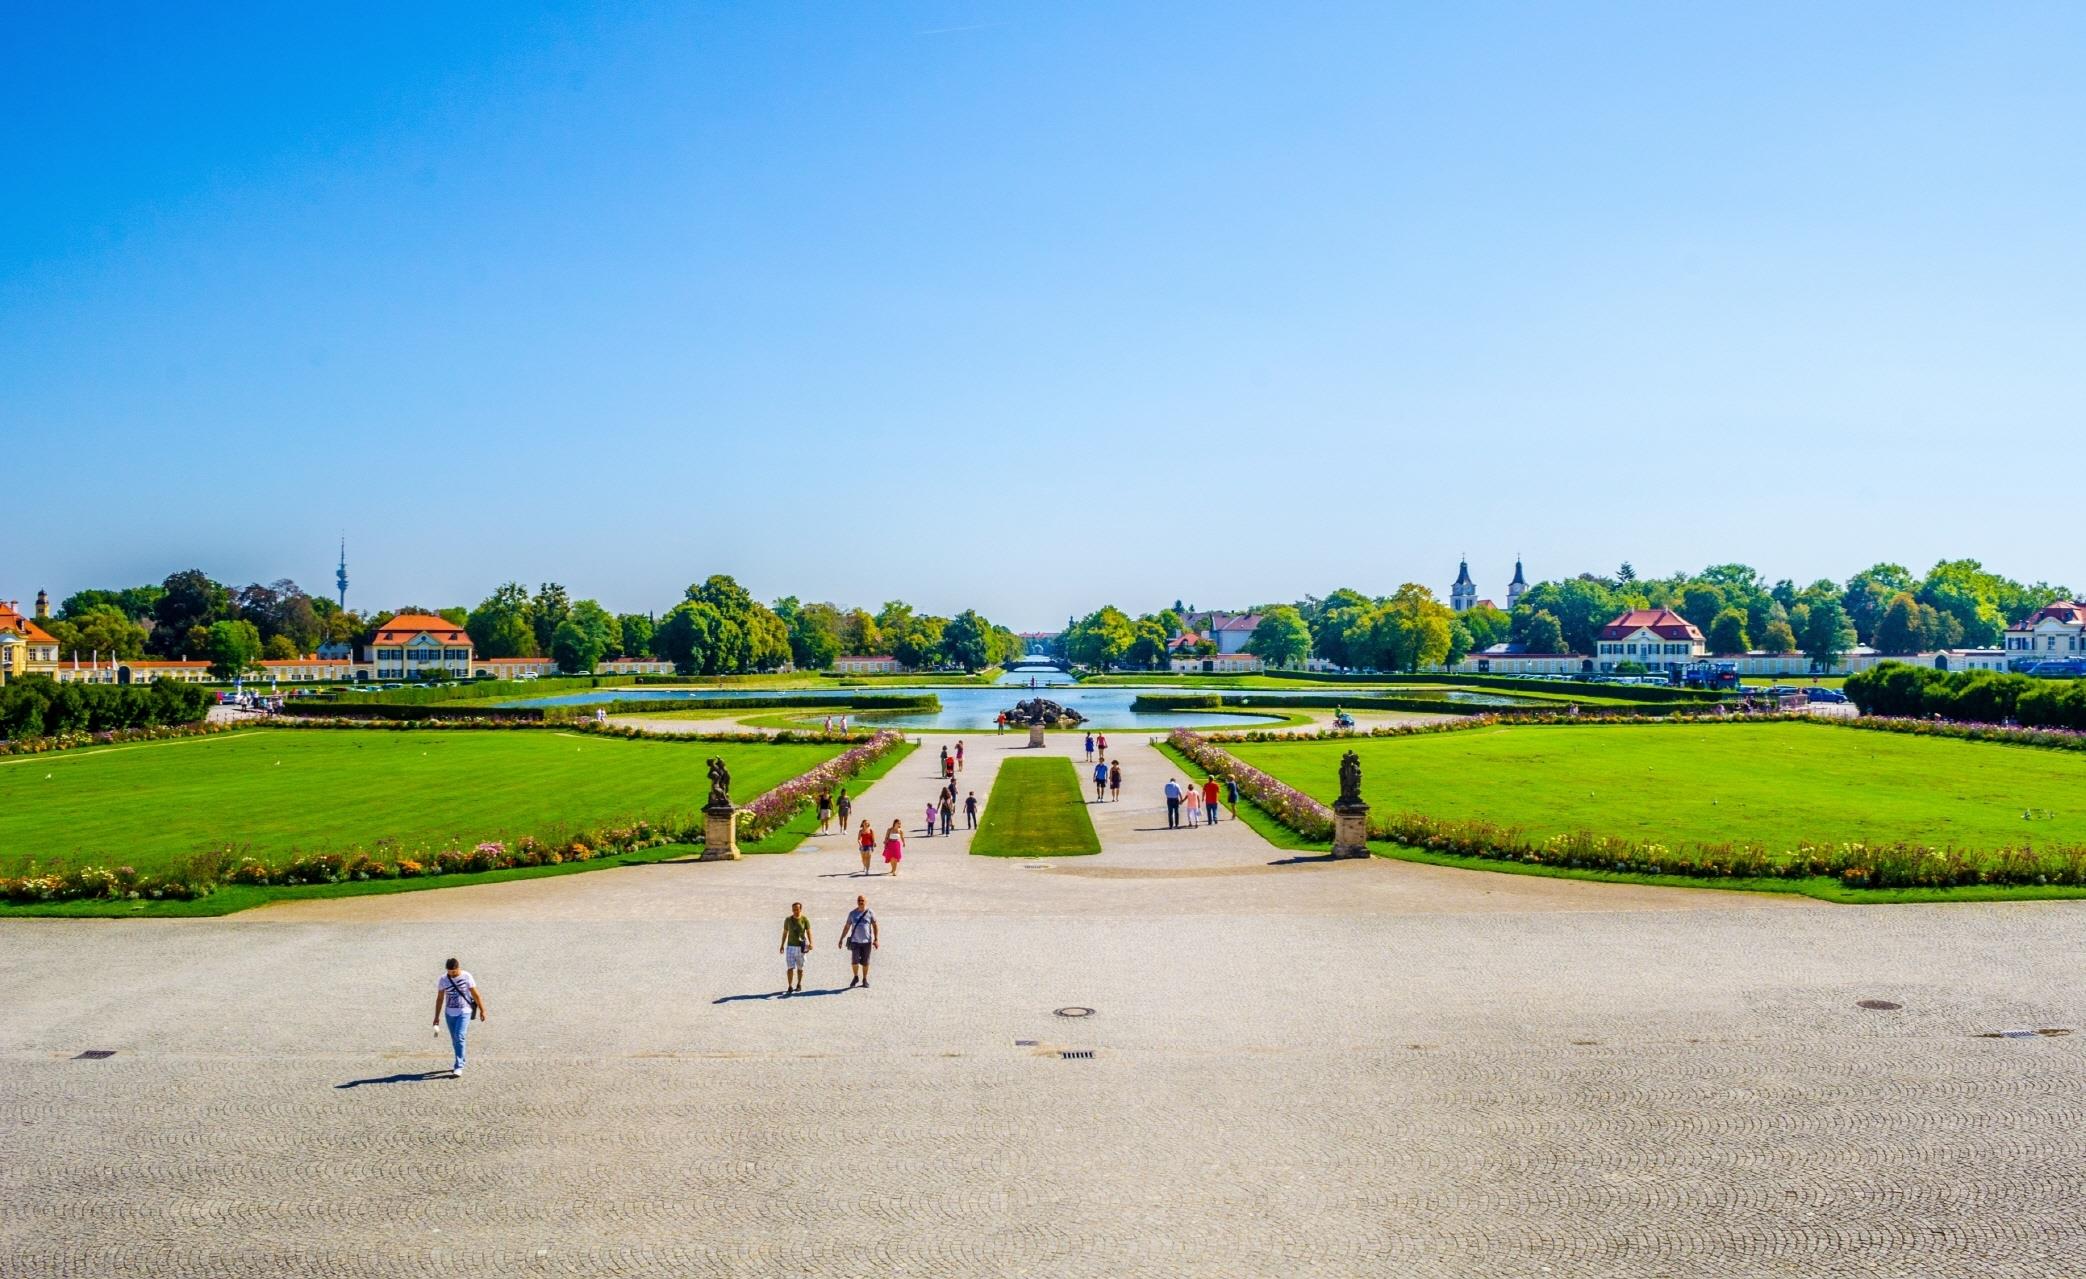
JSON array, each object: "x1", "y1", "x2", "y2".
[
  {"x1": 1595, "y1": 609, "x2": 1706, "y2": 673},
  {"x1": 369, "y1": 612, "x2": 475, "y2": 681},
  {"x1": 2005, "y1": 600, "x2": 2086, "y2": 663}
]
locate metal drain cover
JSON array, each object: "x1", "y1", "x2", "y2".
[
  {"x1": 1054, "y1": 1006, "x2": 1095, "y2": 1019},
  {"x1": 1855, "y1": 999, "x2": 1901, "y2": 1010},
  {"x1": 73, "y1": 1050, "x2": 116, "y2": 1060},
  {"x1": 1059, "y1": 1050, "x2": 1094, "y2": 1060}
]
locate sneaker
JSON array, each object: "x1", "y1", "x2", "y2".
[{"x1": 451, "y1": 1066, "x2": 464, "y2": 1077}]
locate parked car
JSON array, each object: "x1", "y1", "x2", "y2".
[{"x1": 1806, "y1": 688, "x2": 1848, "y2": 704}]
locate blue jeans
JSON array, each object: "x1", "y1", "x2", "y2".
[{"x1": 445, "y1": 1012, "x2": 470, "y2": 1070}]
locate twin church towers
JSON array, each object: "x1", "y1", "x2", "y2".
[{"x1": 1450, "y1": 557, "x2": 1527, "y2": 614}]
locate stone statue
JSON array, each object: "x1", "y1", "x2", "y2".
[
  {"x1": 1337, "y1": 749, "x2": 1363, "y2": 807},
  {"x1": 705, "y1": 756, "x2": 732, "y2": 810}
]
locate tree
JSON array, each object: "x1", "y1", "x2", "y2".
[
  {"x1": 1707, "y1": 607, "x2": 1750, "y2": 655},
  {"x1": 890, "y1": 616, "x2": 946, "y2": 671},
  {"x1": 1245, "y1": 606, "x2": 1312, "y2": 668},
  {"x1": 1511, "y1": 576, "x2": 1622, "y2": 655},
  {"x1": 467, "y1": 583, "x2": 539, "y2": 658},
  {"x1": 1801, "y1": 600, "x2": 1857, "y2": 672},
  {"x1": 786, "y1": 607, "x2": 841, "y2": 671},
  {"x1": 60, "y1": 585, "x2": 163, "y2": 621},
  {"x1": 153, "y1": 570, "x2": 229, "y2": 657},
  {"x1": 529, "y1": 583, "x2": 571, "y2": 656},
  {"x1": 1308, "y1": 588, "x2": 1374, "y2": 669},
  {"x1": 1460, "y1": 601, "x2": 1511, "y2": 652},
  {"x1": 203, "y1": 619, "x2": 262, "y2": 681},
  {"x1": 1524, "y1": 610, "x2": 1567, "y2": 655},
  {"x1": 1874, "y1": 593, "x2": 1926, "y2": 655},
  {"x1": 1125, "y1": 619, "x2": 1171, "y2": 670},
  {"x1": 616, "y1": 613, "x2": 655, "y2": 658},
  {"x1": 837, "y1": 608, "x2": 881, "y2": 656},
  {"x1": 1916, "y1": 560, "x2": 2008, "y2": 647},
  {"x1": 1616, "y1": 562, "x2": 1637, "y2": 583},
  {"x1": 653, "y1": 600, "x2": 722, "y2": 674},
  {"x1": 1842, "y1": 563, "x2": 1914, "y2": 643},
  {"x1": 1065, "y1": 606, "x2": 1135, "y2": 670},
  {"x1": 45, "y1": 604, "x2": 146, "y2": 659},
  {"x1": 1678, "y1": 583, "x2": 1729, "y2": 633},
  {"x1": 263, "y1": 634, "x2": 299, "y2": 661},
  {"x1": 1360, "y1": 585, "x2": 1456, "y2": 672},
  {"x1": 550, "y1": 600, "x2": 619, "y2": 674},
  {"x1": 938, "y1": 610, "x2": 997, "y2": 673},
  {"x1": 1760, "y1": 619, "x2": 1798, "y2": 654}
]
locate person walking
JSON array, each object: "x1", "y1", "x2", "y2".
[
  {"x1": 836, "y1": 787, "x2": 852, "y2": 832},
  {"x1": 779, "y1": 902, "x2": 813, "y2": 995},
  {"x1": 1163, "y1": 778, "x2": 1183, "y2": 828},
  {"x1": 816, "y1": 789, "x2": 834, "y2": 834},
  {"x1": 1224, "y1": 773, "x2": 1240, "y2": 820},
  {"x1": 955, "y1": 740, "x2": 965, "y2": 772},
  {"x1": 922, "y1": 799, "x2": 937, "y2": 839},
  {"x1": 857, "y1": 819, "x2": 876, "y2": 874},
  {"x1": 1093, "y1": 758, "x2": 1109, "y2": 801},
  {"x1": 1083, "y1": 731, "x2": 1094, "y2": 761},
  {"x1": 996, "y1": 711, "x2": 1006, "y2": 734},
  {"x1": 431, "y1": 958, "x2": 485, "y2": 1077},
  {"x1": 939, "y1": 791, "x2": 955, "y2": 835},
  {"x1": 1184, "y1": 781, "x2": 1201, "y2": 827},
  {"x1": 842, "y1": 895, "x2": 879, "y2": 988},
  {"x1": 1096, "y1": 733, "x2": 1108, "y2": 758},
  {"x1": 884, "y1": 820, "x2": 906, "y2": 874},
  {"x1": 1202, "y1": 775, "x2": 1222, "y2": 825},
  {"x1": 1109, "y1": 759, "x2": 1122, "y2": 802}
]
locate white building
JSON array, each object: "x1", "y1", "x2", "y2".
[
  {"x1": 833, "y1": 654, "x2": 904, "y2": 674},
  {"x1": 369, "y1": 614, "x2": 475, "y2": 681},
  {"x1": 2004, "y1": 601, "x2": 2086, "y2": 666},
  {"x1": 1178, "y1": 612, "x2": 1261, "y2": 655},
  {"x1": 596, "y1": 656, "x2": 674, "y2": 676},
  {"x1": 1595, "y1": 609, "x2": 1706, "y2": 673},
  {"x1": 1169, "y1": 652, "x2": 1265, "y2": 675}
]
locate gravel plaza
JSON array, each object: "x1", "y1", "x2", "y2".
[{"x1": 7, "y1": 734, "x2": 2086, "y2": 1278}]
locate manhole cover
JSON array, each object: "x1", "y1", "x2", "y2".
[
  {"x1": 1059, "y1": 1050, "x2": 1094, "y2": 1060},
  {"x1": 1054, "y1": 1006, "x2": 1095, "y2": 1019},
  {"x1": 1855, "y1": 999, "x2": 1901, "y2": 1010},
  {"x1": 73, "y1": 1050, "x2": 115, "y2": 1060}
]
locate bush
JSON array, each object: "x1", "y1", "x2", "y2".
[
  {"x1": 0, "y1": 676, "x2": 211, "y2": 744},
  {"x1": 1847, "y1": 662, "x2": 2086, "y2": 730}
]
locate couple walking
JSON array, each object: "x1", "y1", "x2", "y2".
[
  {"x1": 1091, "y1": 756, "x2": 1122, "y2": 801},
  {"x1": 857, "y1": 820, "x2": 906, "y2": 874},
  {"x1": 778, "y1": 896, "x2": 880, "y2": 994},
  {"x1": 815, "y1": 787, "x2": 851, "y2": 834},
  {"x1": 1163, "y1": 775, "x2": 1231, "y2": 828}
]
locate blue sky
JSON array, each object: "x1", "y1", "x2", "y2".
[{"x1": 5, "y1": 3, "x2": 2080, "y2": 627}]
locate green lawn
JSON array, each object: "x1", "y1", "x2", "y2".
[
  {"x1": 970, "y1": 756, "x2": 1102, "y2": 857},
  {"x1": 1227, "y1": 721, "x2": 2086, "y2": 852},
  {"x1": 0, "y1": 729, "x2": 846, "y2": 876}
]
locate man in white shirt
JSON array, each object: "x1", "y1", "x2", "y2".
[{"x1": 431, "y1": 958, "x2": 486, "y2": 1077}]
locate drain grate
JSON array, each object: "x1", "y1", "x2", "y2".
[
  {"x1": 73, "y1": 1050, "x2": 116, "y2": 1060},
  {"x1": 1054, "y1": 1006, "x2": 1095, "y2": 1019},
  {"x1": 1855, "y1": 999, "x2": 1902, "y2": 1011},
  {"x1": 1059, "y1": 1050, "x2": 1094, "y2": 1060}
]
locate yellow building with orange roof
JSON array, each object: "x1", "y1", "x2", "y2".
[{"x1": 0, "y1": 592, "x2": 61, "y2": 681}]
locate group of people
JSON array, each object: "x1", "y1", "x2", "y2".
[
  {"x1": 1162, "y1": 774, "x2": 1237, "y2": 829},
  {"x1": 777, "y1": 895, "x2": 880, "y2": 994}
]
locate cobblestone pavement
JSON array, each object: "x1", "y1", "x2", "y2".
[{"x1": 7, "y1": 733, "x2": 2085, "y2": 1277}]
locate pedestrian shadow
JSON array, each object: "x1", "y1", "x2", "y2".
[
  {"x1": 335, "y1": 1070, "x2": 450, "y2": 1089},
  {"x1": 1268, "y1": 852, "x2": 1340, "y2": 865},
  {"x1": 818, "y1": 869, "x2": 884, "y2": 878},
  {"x1": 713, "y1": 988, "x2": 851, "y2": 1003}
]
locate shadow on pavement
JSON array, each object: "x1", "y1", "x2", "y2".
[
  {"x1": 713, "y1": 988, "x2": 853, "y2": 1003},
  {"x1": 335, "y1": 1070, "x2": 451, "y2": 1089}
]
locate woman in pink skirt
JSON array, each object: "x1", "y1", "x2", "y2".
[{"x1": 883, "y1": 820, "x2": 906, "y2": 876}]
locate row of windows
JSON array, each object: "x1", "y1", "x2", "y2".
[
  {"x1": 374, "y1": 647, "x2": 473, "y2": 660},
  {"x1": 1601, "y1": 641, "x2": 1696, "y2": 656},
  {"x1": 2006, "y1": 636, "x2": 2081, "y2": 651}
]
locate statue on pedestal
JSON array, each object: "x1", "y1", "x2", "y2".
[
  {"x1": 705, "y1": 757, "x2": 733, "y2": 811},
  {"x1": 1331, "y1": 748, "x2": 1369, "y2": 858},
  {"x1": 1337, "y1": 749, "x2": 1363, "y2": 808}
]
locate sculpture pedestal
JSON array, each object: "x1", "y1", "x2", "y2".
[
  {"x1": 702, "y1": 806, "x2": 741, "y2": 861},
  {"x1": 1028, "y1": 722, "x2": 1047, "y2": 748},
  {"x1": 1331, "y1": 800, "x2": 1371, "y2": 859}
]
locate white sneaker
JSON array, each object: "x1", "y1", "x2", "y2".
[{"x1": 451, "y1": 1065, "x2": 465, "y2": 1076}]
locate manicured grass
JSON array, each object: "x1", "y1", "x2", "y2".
[
  {"x1": 0, "y1": 729, "x2": 846, "y2": 876},
  {"x1": 970, "y1": 756, "x2": 1102, "y2": 857},
  {"x1": 1157, "y1": 742, "x2": 1323, "y2": 854},
  {"x1": 1227, "y1": 721, "x2": 2086, "y2": 852},
  {"x1": 738, "y1": 740, "x2": 916, "y2": 855}
]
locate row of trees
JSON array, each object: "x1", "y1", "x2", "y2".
[{"x1": 46, "y1": 572, "x2": 367, "y2": 665}]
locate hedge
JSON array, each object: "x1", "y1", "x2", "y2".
[
  {"x1": 0, "y1": 675, "x2": 212, "y2": 743},
  {"x1": 1847, "y1": 661, "x2": 2086, "y2": 731},
  {"x1": 277, "y1": 702, "x2": 550, "y2": 722},
  {"x1": 1132, "y1": 691, "x2": 1701, "y2": 720},
  {"x1": 593, "y1": 693, "x2": 939, "y2": 716},
  {"x1": 326, "y1": 675, "x2": 612, "y2": 707}
]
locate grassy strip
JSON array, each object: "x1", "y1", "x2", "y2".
[
  {"x1": 970, "y1": 756, "x2": 1102, "y2": 857},
  {"x1": 739, "y1": 741, "x2": 917, "y2": 855},
  {"x1": 1155, "y1": 742, "x2": 1323, "y2": 853}
]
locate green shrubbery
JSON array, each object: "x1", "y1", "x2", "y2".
[
  {"x1": 1847, "y1": 661, "x2": 2086, "y2": 730},
  {"x1": 0, "y1": 676, "x2": 211, "y2": 741}
]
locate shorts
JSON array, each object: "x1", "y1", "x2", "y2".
[
  {"x1": 849, "y1": 941, "x2": 873, "y2": 965},
  {"x1": 784, "y1": 945, "x2": 805, "y2": 971}
]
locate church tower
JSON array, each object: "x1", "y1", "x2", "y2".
[
  {"x1": 1450, "y1": 558, "x2": 1477, "y2": 613},
  {"x1": 1507, "y1": 557, "x2": 1528, "y2": 612},
  {"x1": 34, "y1": 588, "x2": 49, "y2": 620}
]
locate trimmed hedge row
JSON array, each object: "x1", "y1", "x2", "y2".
[
  {"x1": 0, "y1": 675, "x2": 212, "y2": 743},
  {"x1": 328, "y1": 675, "x2": 612, "y2": 707},
  {"x1": 597, "y1": 693, "x2": 939, "y2": 716},
  {"x1": 1847, "y1": 661, "x2": 2086, "y2": 731},
  {"x1": 1133, "y1": 691, "x2": 1700, "y2": 720},
  {"x1": 278, "y1": 702, "x2": 550, "y2": 722}
]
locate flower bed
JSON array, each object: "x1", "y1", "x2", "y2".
[
  {"x1": 1171, "y1": 726, "x2": 2086, "y2": 891},
  {"x1": 1, "y1": 728, "x2": 908, "y2": 906}
]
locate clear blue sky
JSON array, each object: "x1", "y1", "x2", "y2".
[{"x1": 5, "y1": 3, "x2": 2080, "y2": 627}]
